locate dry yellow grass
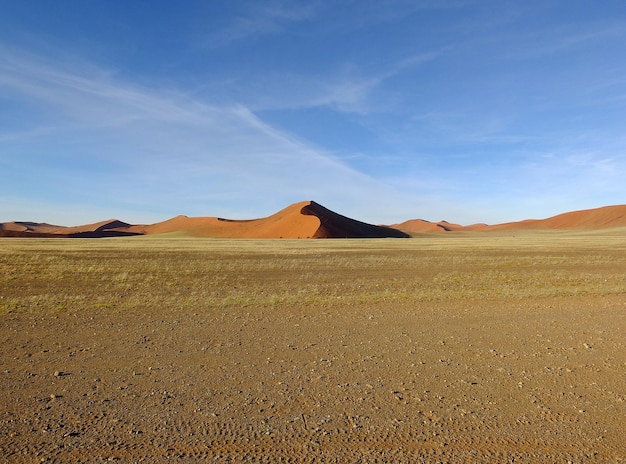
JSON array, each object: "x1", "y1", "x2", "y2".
[{"x1": 1, "y1": 233, "x2": 625, "y2": 462}]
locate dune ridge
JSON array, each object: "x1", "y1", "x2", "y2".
[
  {"x1": 3, "y1": 202, "x2": 626, "y2": 239},
  {"x1": 0, "y1": 201, "x2": 409, "y2": 239},
  {"x1": 392, "y1": 219, "x2": 488, "y2": 233},
  {"x1": 488, "y1": 204, "x2": 626, "y2": 231},
  {"x1": 392, "y1": 204, "x2": 626, "y2": 234}
]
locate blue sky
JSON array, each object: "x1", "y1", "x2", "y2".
[{"x1": 2, "y1": 1, "x2": 626, "y2": 225}]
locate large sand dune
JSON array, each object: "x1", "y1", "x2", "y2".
[
  {"x1": 132, "y1": 201, "x2": 410, "y2": 238},
  {"x1": 0, "y1": 201, "x2": 409, "y2": 239}
]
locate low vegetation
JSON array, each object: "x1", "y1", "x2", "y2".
[
  {"x1": 2, "y1": 233, "x2": 626, "y2": 462},
  {"x1": 2, "y1": 232, "x2": 626, "y2": 315}
]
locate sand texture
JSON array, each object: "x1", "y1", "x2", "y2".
[{"x1": 1, "y1": 234, "x2": 625, "y2": 462}]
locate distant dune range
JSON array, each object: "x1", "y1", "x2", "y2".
[
  {"x1": 392, "y1": 204, "x2": 626, "y2": 233},
  {"x1": 2, "y1": 201, "x2": 626, "y2": 238},
  {"x1": 0, "y1": 201, "x2": 408, "y2": 239}
]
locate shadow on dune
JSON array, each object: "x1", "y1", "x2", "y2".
[{"x1": 302, "y1": 201, "x2": 410, "y2": 238}]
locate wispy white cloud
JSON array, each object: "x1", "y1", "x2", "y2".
[
  {"x1": 0, "y1": 47, "x2": 209, "y2": 128},
  {"x1": 310, "y1": 0, "x2": 476, "y2": 37},
  {"x1": 0, "y1": 44, "x2": 428, "y2": 224},
  {"x1": 235, "y1": 51, "x2": 441, "y2": 115},
  {"x1": 523, "y1": 151, "x2": 622, "y2": 187},
  {"x1": 208, "y1": 0, "x2": 318, "y2": 45},
  {"x1": 503, "y1": 20, "x2": 626, "y2": 61}
]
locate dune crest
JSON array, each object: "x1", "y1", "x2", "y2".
[
  {"x1": 392, "y1": 219, "x2": 488, "y2": 233},
  {"x1": 302, "y1": 201, "x2": 409, "y2": 238},
  {"x1": 0, "y1": 219, "x2": 138, "y2": 237},
  {"x1": 0, "y1": 201, "x2": 409, "y2": 239},
  {"x1": 136, "y1": 201, "x2": 321, "y2": 238},
  {"x1": 139, "y1": 201, "x2": 409, "y2": 238},
  {"x1": 392, "y1": 204, "x2": 626, "y2": 234},
  {"x1": 489, "y1": 204, "x2": 626, "y2": 231}
]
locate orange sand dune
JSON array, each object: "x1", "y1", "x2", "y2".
[
  {"x1": 0, "y1": 201, "x2": 409, "y2": 239},
  {"x1": 0, "y1": 221, "x2": 67, "y2": 237},
  {"x1": 0, "y1": 221, "x2": 61, "y2": 234},
  {"x1": 393, "y1": 204, "x2": 626, "y2": 234},
  {"x1": 136, "y1": 201, "x2": 321, "y2": 238},
  {"x1": 136, "y1": 201, "x2": 409, "y2": 238},
  {"x1": 392, "y1": 218, "x2": 488, "y2": 233},
  {"x1": 489, "y1": 204, "x2": 626, "y2": 231},
  {"x1": 0, "y1": 219, "x2": 138, "y2": 238},
  {"x1": 54, "y1": 219, "x2": 133, "y2": 235}
]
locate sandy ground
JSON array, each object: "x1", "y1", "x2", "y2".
[{"x1": 1, "y1": 236, "x2": 625, "y2": 462}]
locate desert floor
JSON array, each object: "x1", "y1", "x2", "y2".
[{"x1": 1, "y1": 233, "x2": 625, "y2": 463}]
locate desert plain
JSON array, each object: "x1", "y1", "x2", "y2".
[{"x1": 1, "y1": 232, "x2": 625, "y2": 462}]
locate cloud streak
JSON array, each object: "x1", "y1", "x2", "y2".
[
  {"x1": 207, "y1": 0, "x2": 318, "y2": 45},
  {"x1": 0, "y1": 44, "x2": 428, "y2": 224}
]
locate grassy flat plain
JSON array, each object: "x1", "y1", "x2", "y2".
[{"x1": 1, "y1": 232, "x2": 626, "y2": 462}]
